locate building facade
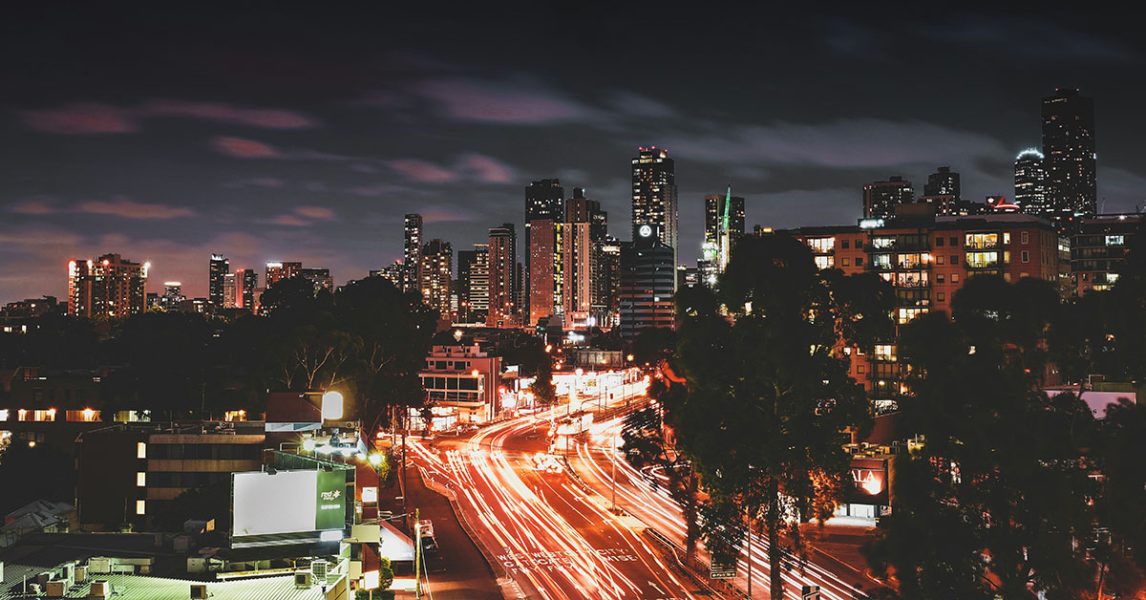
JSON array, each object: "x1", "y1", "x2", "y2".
[
  {"x1": 863, "y1": 176, "x2": 914, "y2": 219},
  {"x1": 619, "y1": 224, "x2": 675, "y2": 338},
  {"x1": 417, "y1": 343, "x2": 503, "y2": 428},
  {"x1": 702, "y1": 191, "x2": 745, "y2": 284},
  {"x1": 419, "y1": 239, "x2": 452, "y2": 319},
  {"x1": 783, "y1": 212, "x2": 1061, "y2": 404},
  {"x1": 208, "y1": 254, "x2": 229, "y2": 307},
  {"x1": 524, "y1": 179, "x2": 565, "y2": 322},
  {"x1": 631, "y1": 147, "x2": 678, "y2": 266},
  {"x1": 1013, "y1": 149, "x2": 1048, "y2": 218},
  {"x1": 264, "y1": 261, "x2": 301, "y2": 288},
  {"x1": 923, "y1": 166, "x2": 960, "y2": 199},
  {"x1": 404, "y1": 213, "x2": 423, "y2": 293},
  {"x1": 1070, "y1": 214, "x2": 1142, "y2": 296},
  {"x1": 486, "y1": 224, "x2": 518, "y2": 328},
  {"x1": 1042, "y1": 88, "x2": 1097, "y2": 226},
  {"x1": 67, "y1": 254, "x2": 149, "y2": 318}
]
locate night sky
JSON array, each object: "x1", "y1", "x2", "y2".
[{"x1": 4, "y1": 4, "x2": 1145, "y2": 302}]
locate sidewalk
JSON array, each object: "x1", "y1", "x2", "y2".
[{"x1": 389, "y1": 465, "x2": 501, "y2": 600}]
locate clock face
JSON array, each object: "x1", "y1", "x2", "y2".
[{"x1": 639, "y1": 225, "x2": 653, "y2": 238}]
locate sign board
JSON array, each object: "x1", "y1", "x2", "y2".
[
  {"x1": 315, "y1": 469, "x2": 347, "y2": 531},
  {"x1": 845, "y1": 457, "x2": 889, "y2": 506},
  {"x1": 802, "y1": 584, "x2": 821, "y2": 599},
  {"x1": 709, "y1": 562, "x2": 736, "y2": 579}
]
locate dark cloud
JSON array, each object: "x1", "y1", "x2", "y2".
[{"x1": 1, "y1": 4, "x2": 1144, "y2": 301}]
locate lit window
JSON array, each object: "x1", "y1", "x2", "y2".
[
  {"x1": 136, "y1": 500, "x2": 146, "y2": 515},
  {"x1": 1106, "y1": 235, "x2": 1125, "y2": 246},
  {"x1": 874, "y1": 345, "x2": 896, "y2": 361},
  {"x1": 952, "y1": 273, "x2": 960, "y2": 283},
  {"x1": 136, "y1": 472, "x2": 146, "y2": 487},
  {"x1": 136, "y1": 442, "x2": 147, "y2": 459}
]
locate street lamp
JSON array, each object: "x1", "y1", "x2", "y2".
[{"x1": 321, "y1": 391, "x2": 344, "y2": 421}]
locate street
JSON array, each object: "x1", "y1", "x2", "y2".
[{"x1": 408, "y1": 408, "x2": 701, "y2": 599}]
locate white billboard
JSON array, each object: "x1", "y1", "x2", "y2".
[{"x1": 232, "y1": 470, "x2": 318, "y2": 537}]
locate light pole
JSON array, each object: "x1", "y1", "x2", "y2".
[{"x1": 610, "y1": 429, "x2": 619, "y2": 513}]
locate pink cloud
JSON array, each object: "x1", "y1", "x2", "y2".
[
  {"x1": 142, "y1": 99, "x2": 316, "y2": 129},
  {"x1": 19, "y1": 100, "x2": 315, "y2": 135},
  {"x1": 294, "y1": 206, "x2": 335, "y2": 220},
  {"x1": 414, "y1": 78, "x2": 593, "y2": 125},
  {"x1": 421, "y1": 207, "x2": 477, "y2": 223},
  {"x1": 459, "y1": 154, "x2": 515, "y2": 183},
  {"x1": 210, "y1": 136, "x2": 282, "y2": 158},
  {"x1": 388, "y1": 159, "x2": 458, "y2": 183},
  {"x1": 20, "y1": 103, "x2": 137, "y2": 134},
  {"x1": 269, "y1": 214, "x2": 310, "y2": 227},
  {"x1": 8, "y1": 197, "x2": 59, "y2": 215},
  {"x1": 77, "y1": 198, "x2": 195, "y2": 220}
]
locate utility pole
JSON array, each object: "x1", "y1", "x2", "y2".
[
  {"x1": 401, "y1": 408, "x2": 408, "y2": 515},
  {"x1": 746, "y1": 509, "x2": 753, "y2": 599},
  {"x1": 414, "y1": 507, "x2": 422, "y2": 600}
]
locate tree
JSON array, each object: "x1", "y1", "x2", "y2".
[
  {"x1": 1095, "y1": 400, "x2": 1146, "y2": 597},
  {"x1": 531, "y1": 356, "x2": 556, "y2": 405},
  {"x1": 673, "y1": 235, "x2": 870, "y2": 600},
  {"x1": 865, "y1": 295, "x2": 1095, "y2": 598}
]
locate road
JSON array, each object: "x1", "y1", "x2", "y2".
[
  {"x1": 408, "y1": 409, "x2": 702, "y2": 600},
  {"x1": 569, "y1": 414, "x2": 890, "y2": 600}
]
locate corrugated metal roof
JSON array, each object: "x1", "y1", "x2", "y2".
[{"x1": 1, "y1": 573, "x2": 346, "y2": 600}]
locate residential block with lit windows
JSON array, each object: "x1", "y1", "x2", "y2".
[{"x1": 780, "y1": 211, "x2": 1060, "y2": 406}]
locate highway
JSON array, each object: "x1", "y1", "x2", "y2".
[
  {"x1": 570, "y1": 414, "x2": 888, "y2": 600},
  {"x1": 407, "y1": 409, "x2": 701, "y2": 600}
]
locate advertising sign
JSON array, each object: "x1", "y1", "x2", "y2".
[
  {"x1": 315, "y1": 469, "x2": 347, "y2": 531},
  {"x1": 845, "y1": 457, "x2": 889, "y2": 506},
  {"x1": 232, "y1": 470, "x2": 318, "y2": 536}
]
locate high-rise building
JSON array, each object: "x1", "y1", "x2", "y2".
[
  {"x1": 487, "y1": 224, "x2": 518, "y2": 328},
  {"x1": 1015, "y1": 149, "x2": 1048, "y2": 215},
  {"x1": 419, "y1": 239, "x2": 452, "y2": 319},
  {"x1": 468, "y1": 245, "x2": 489, "y2": 324},
  {"x1": 863, "y1": 176, "x2": 914, "y2": 219},
  {"x1": 1042, "y1": 88, "x2": 1097, "y2": 224},
  {"x1": 524, "y1": 179, "x2": 564, "y2": 320},
  {"x1": 924, "y1": 167, "x2": 961, "y2": 199},
  {"x1": 265, "y1": 261, "x2": 301, "y2": 288},
  {"x1": 209, "y1": 254, "x2": 229, "y2": 307},
  {"x1": 222, "y1": 273, "x2": 237, "y2": 308},
  {"x1": 404, "y1": 214, "x2": 424, "y2": 293},
  {"x1": 371, "y1": 263, "x2": 406, "y2": 289},
  {"x1": 631, "y1": 147, "x2": 678, "y2": 265},
  {"x1": 235, "y1": 268, "x2": 257, "y2": 312},
  {"x1": 300, "y1": 267, "x2": 333, "y2": 292},
  {"x1": 595, "y1": 238, "x2": 622, "y2": 329},
  {"x1": 159, "y1": 281, "x2": 185, "y2": 311},
  {"x1": 67, "y1": 254, "x2": 150, "y2": 318},
  {"x1": 563, "y1": 204, "x2": 593, "y2": 328},
  {"x1": 619, "y1": 224, "x2": 675, "y2": 338},
  {"x1": 702, "y1": 190, "x2": 746, "y2": 284},
  {"x1": 527, "y1": 219, "x2": 560, "y2": 328},
  {"x1": 457, "y1": 245, "x2": 489, "y2": 324}
]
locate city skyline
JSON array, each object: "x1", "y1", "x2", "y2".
[{"x1": 4, "y1": 5, "x2": 1146, "y2": 303}]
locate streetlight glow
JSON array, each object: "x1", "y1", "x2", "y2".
[{"x1": 321, "y1": 391, "x2": 344, "y2": 420}]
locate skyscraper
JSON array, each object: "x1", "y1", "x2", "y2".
[
  {"x1": 1042, "y1": 88, "x2": 1097, "y2": 223},
  {"x1": 562, "y1": 200, "x2": 593, "y2": 327},
  {"x1": 596, "y1": 238, "x2": 622, "y2": 329},
  {"x1": 235, "y1": 268, "x2": 258, "y2": 312},
  {"x1": 209, "y1": 254, "x2": 229, "y2": 307},
  {"x1": 1014, "y1": 149, "x2": 1049, "y2": 215},
  {"x1": 265, "y1": 261, "x2": 301, "y2": 288},
  {"x1": 619, "y1": 224, "x2": 674, "y2": 338},
  {"x1": 923, "y1": 167, "x2": 961, "y2": 199},
  {"x1": 702, "y1": 190, "x2": 745, "y2": 284},
  {"x1": 631, "y1": 147, "x2": 678, "y2": 263},
  {"x1": 419, "y1": 239, "x2": 452, "y2": 319},
  {"x1": 160, "y1": 281, "x2": 185, "y2": 311},
  {"x1": 527, "y1": 219, "x2": 560, "y2": 328},
  {"x1": 67, "y1": 254, "x2": 150, "y2": 318},
  {"x1": 222, "y1": 273, "x2": 237, "y2": 308},
  {"x1": 487, "y1": 224, "x2": 518, "y2": 328},
  {"x1": 524, "y1": 179, "x2": 564, "y2": 320},
  {"x1": 300, "y1": 267, "x2": 333, "y2": 292},
  {"x1": 468, "y1": 245, "x2": 489, "y2": 324},
  {"x1": 404, "y1": 213, "x2": 424, "y2": 293},
  {"x1": 863, "y1": 176, "x2": 914, "y2": 219}
]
